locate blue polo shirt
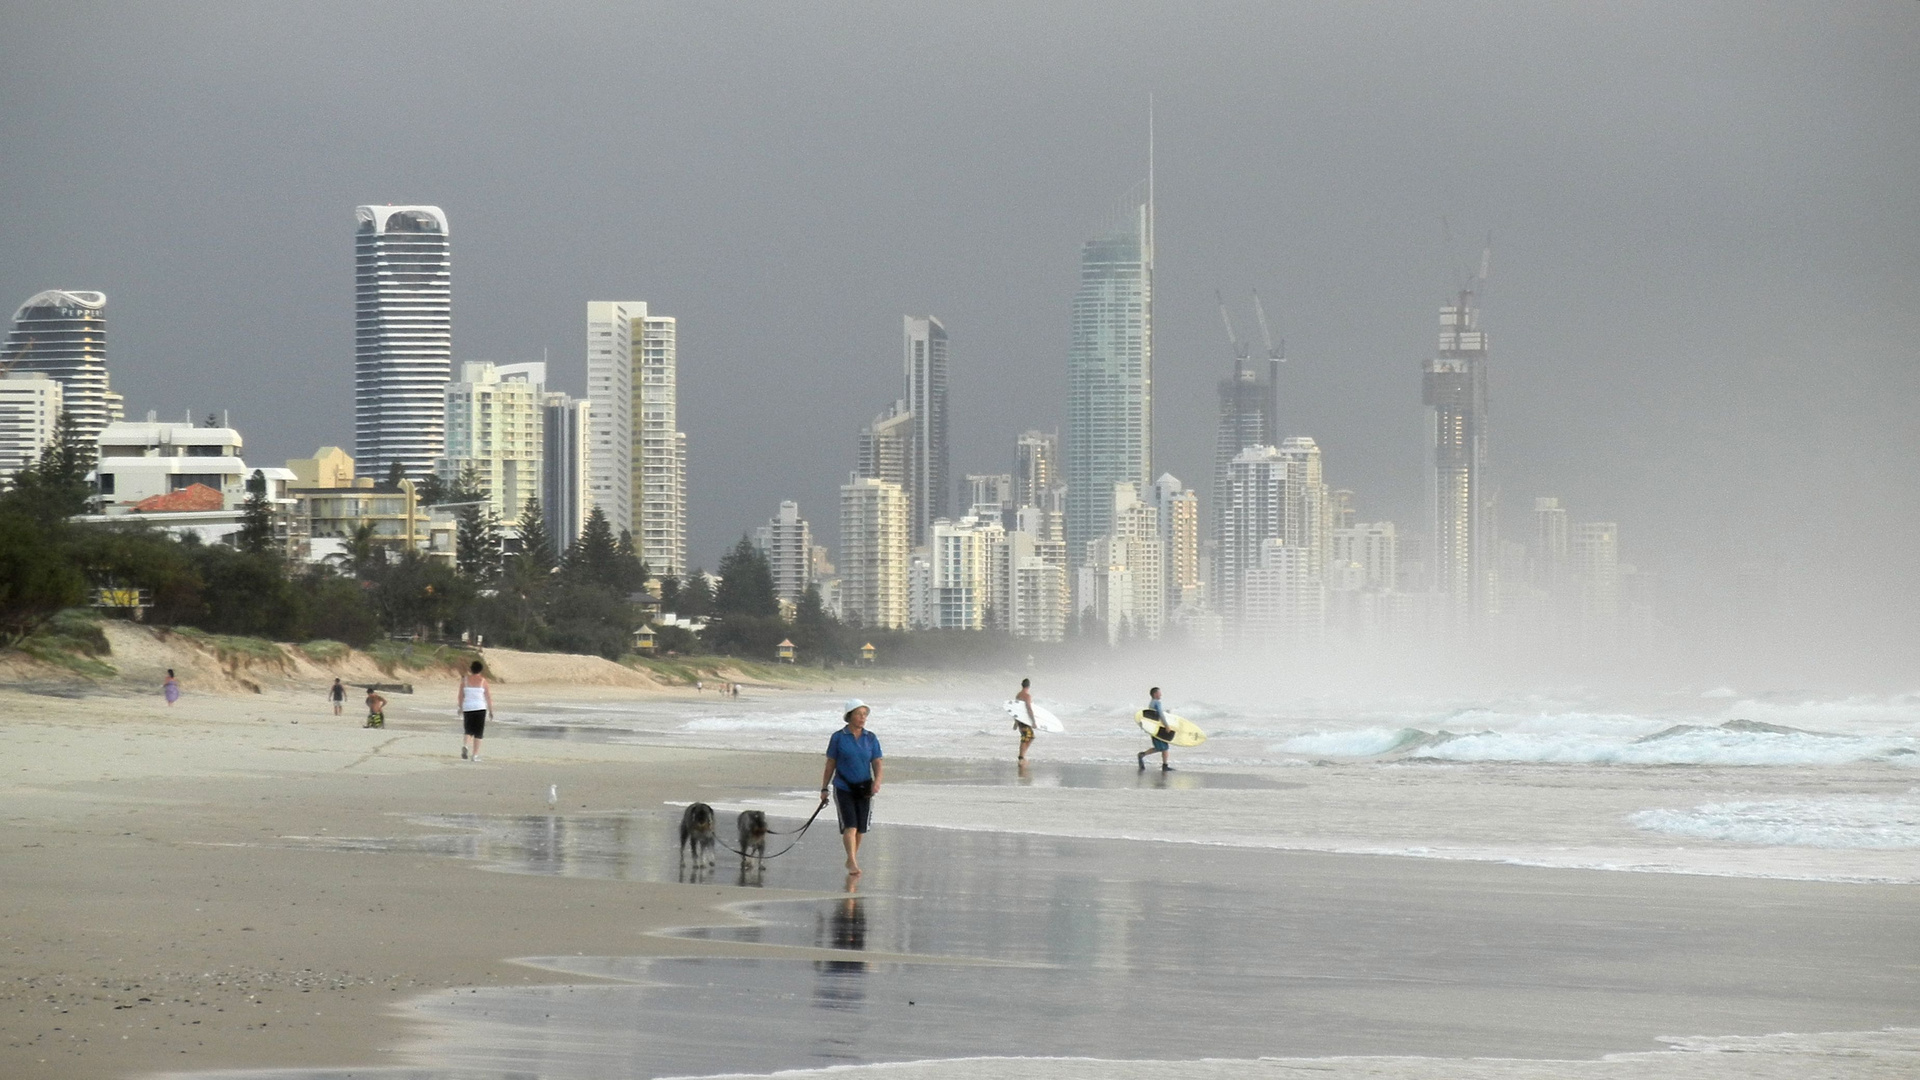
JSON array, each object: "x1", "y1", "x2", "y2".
[{"x1": 826, "y1": 728, "x2": 883, "y2": 790}]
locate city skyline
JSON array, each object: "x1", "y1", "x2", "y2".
[{"x1": 4, "y1": 3, "x2": 1915, "y2": 656}]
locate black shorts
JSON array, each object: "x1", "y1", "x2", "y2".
[
  {"x1": 832, "y1": 785, "x2": 873, "y2": 834},
  {"x1": 463, "y1": 710, "x2": 487, "y2": 738}
]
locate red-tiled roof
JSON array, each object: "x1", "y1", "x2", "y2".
[{"x1": 134, "y1": 484, "x2": 224, "y2": 512}]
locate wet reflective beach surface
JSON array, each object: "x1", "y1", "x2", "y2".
[{"x1": 194, "y1": 786, "x2": 1920, "y2": 1080}]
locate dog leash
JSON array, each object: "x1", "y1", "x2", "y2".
[{"x1": 712, "y1": 800, "x2": 828, "y2": 861}]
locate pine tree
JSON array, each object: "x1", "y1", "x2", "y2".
[
  {"x1": 657, "y1": 575, "x2": 682, "y2": 611},
  {"x1": 456, "y1": 506, "x2": 503, "y2": 580},
  {"x1": 679, "y1": 570, "x2": 713, "y2": 617},
  {"x1": 3, "y1": 410, "x2": 96, "y2": 524},
  {"x1": 237, "y1": 469, "x2": 275, "y2": 556},
  {"x1": 713, "y1": 536, "x2": 779, "y2": 618},
  {"x1": 385, "y1": 461, "x2": 407, "y2": 488},
  {"x1": 566, "y1": 505, "x2": 619, "y2": 588},
  {"x1": 515, "y1": 496, "x2": 556, "y2": 575},
  {"x1": 614, "y1": 529, "x2": 650, "y2": 594}
]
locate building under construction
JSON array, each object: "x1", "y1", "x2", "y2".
[{"x1": 1423, "y1": 287, "x2": 1492, "y2": 624}]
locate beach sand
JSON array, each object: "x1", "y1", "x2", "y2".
[
  {"x1": 4, "y1": 654, "x2": 1917, "y2": 1079},
  {"x1": 0, "y1": 677, "x2": 836, "y2": 1078}
]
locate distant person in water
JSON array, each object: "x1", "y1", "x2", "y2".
[
  {"x1": 163, "y1": 669, "x2": 180, "y2": 706},
  {"x1": 364, "y1": 687, "x2": 386, "y2": 728},
  {"x1": 1139, "y1": 686, "x2": 1173, "y2": 771},
  {"x1": 1013, "y1": 677, "x2": 1037, "y2": 762},
  {"x1": 329, "y1": 678, "x2": 346, "y2": 716},
  {"x1": 458, "y1": 660, "x2": 493, "y2": 761}
]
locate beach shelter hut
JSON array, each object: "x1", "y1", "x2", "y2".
[
  {"x1": 635, "y1": 625, "x2": 657, "y2": 654},
  {"x1": 776, "y1": 638, "x2": 796, "y2": 663},
  {"x1": 860, "y1": 642, "x2": 876, "y2": 665}
]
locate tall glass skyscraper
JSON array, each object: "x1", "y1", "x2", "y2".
[
  {"x1": 1065, "y1": 185, "x2": 1153, "y2": 574},
  {"x1": 903, "y1": 315, "x2": 949, "y2": 546},
  {"x1": 354, "y1": 205, "x2": 450, "y2": 481},
  {"x1": 1423, "y1": 287, "x2": 1491, "y2": 622},
  {"x1": 4, "y1": 290, "x2": 113, "y2": 444}
]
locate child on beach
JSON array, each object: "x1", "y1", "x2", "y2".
[
  {"x1": 163, "y1": 670, "x2": 180, "y2": 706},
  {"x1": 330, "y1": 678, "x2": 346, "y2": 716},
  {"x1": 364, "y1": 687, "x2": 386, "y2": 728}
]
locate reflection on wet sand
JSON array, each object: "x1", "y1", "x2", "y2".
[{"x1": 814, "y1": 879, "x2": 868, "y2": 1008}]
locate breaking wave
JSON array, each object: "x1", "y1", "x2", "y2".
[
  {"x1": 1631, "y1": 796, "x2": 1920, "y2": 848},
  {"x1": 1276, "y1": 719, "x2": 1919, "y2": 767}
]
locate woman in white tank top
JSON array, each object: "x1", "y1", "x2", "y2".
[{"x1": 457, "y1": 660, "x2": 494, "y2": 761}]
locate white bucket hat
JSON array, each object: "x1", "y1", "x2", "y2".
[{"x1": 843, "y1": 698, "x2": 868, "y2": 718}]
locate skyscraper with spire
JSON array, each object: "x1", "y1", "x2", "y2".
[
  {"x1": 1065, "y1": 170, "x2": 1153, "y2": 576},
  {"x1": 903, "y1": 315, "x2": 948, "y2": 546},
  {"x1": 1423, "y1": 286, "x2": 1491, "y2": 622}
]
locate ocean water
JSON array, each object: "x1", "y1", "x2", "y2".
[{"x1": 503, "y1": 685, "x2": 1920, "y2": 882}]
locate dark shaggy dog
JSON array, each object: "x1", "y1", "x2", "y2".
[
  {"x1": 679, "y1": 802, "x2": 716, "y2": 867},
  {"x1": 736, "y1": 809, "x2": 769, "y2": 867}
]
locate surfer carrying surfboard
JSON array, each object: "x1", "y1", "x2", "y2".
[
  {"x1": 1013, "y1": 678, "x2": 1037, "y2": 762},
  {"x1": 1139, "y1": 686, "x2": 1174, "y2": 771}
]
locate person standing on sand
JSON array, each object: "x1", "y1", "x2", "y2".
[
  {"x1": 1013, "y1": 677, "x2": 1037, "y2": 762},
  {"x1": 364, "y1": 687, "x2": 387, "y2": 728},
  {"x1": 1138, "y1": 685, "x2": 1174, "y2": 771},
  {"x1": 458, "y1": 660, "x2": 493, "y2": 761},
  {"x1": 329, "y1": 678, "x2": 346, "y2": 716},
  {"x1": 820, "y1": 699, "x2": 883, "y2": 875},
  {"x1": 163, "y1": 669, "x2": 180, "y2": 706}
]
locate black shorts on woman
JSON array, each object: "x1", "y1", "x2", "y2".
[
  {"x1": 463, "y1": 710, "x2": 487, "y2": 738},
  {"x1": 833, "y1": 779, "x2": 874, "y2": 833}
]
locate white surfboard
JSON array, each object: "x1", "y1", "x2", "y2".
[{"x1": 1003, "y1": 700, "x2": 1065, "y2": 733}]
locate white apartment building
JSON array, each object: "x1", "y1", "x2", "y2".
[
  {"x1": 930, "y1": 514, "x2": 1003, "y2": 630},
  {"x1": 440, "y1": 361, "x2": 543, "y2": 522},
  {"x1": 1005, "y1": 526, "x2": 1069, "y2": 642},
  {"x1": 1332, "y1": 522, "x2": 1398, "y2": 591},
  {"x1": 90, "y1": 420, "x2": 298, "y2": 547},
  {"x1": 585, "y1": 301, "x2": 638, "y2": 534},
  {"x1": 756, "y1": 500, "x2": 814, "y2": 603},
  {"x1": 1276, "y1": 436, "x2": 1329, "y2": 575},
  {"x1": 1151, "y1": 473, "x2": 1201, "y2": 610},
  {"x1": 1572, "y1": 521, "x2": 1620, "y2": 624},
  {"x1": 1109, "y1": 482, "x2": 1165, "y2": 639},
  {"x1": 1242, "y1": 540, "x2": 1325, "y2": 646},
  {"x1": 965, "y1": 474, "x2": 1013, "y2": 518},
  {"x1": 839, "y1": 476, "x2": 909, "y2": 629},
  {"x1": 636, "y1": 313, "x2": 686, "y2": 578},
  {"x1": 0, "y1": 373, "x2": 62, "y2": 484},
  {"x1": 1221, "y1": 446, "x2": 1287, "y2": 625}
]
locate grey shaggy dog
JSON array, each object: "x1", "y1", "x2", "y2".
[
  {"x1": 679, "y1": 802, "x2": 716, "y2": 867},
  {"x1": 736, "y1": 809, "x2": 769, "y2": 868}
]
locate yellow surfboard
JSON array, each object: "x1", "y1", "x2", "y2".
[{"x1": 1137, "y1": 710, "x2": 1206, "y2": 747}]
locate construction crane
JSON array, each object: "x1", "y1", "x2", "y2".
[
  {"x1": 1216, "y1": 290, "x2": 1250, "y2": 377},
  {"x1": 1251, "y1": 290, "x2": 1285, "y2": 443},
  {"x1": 1251, "y1": 291, "x2": 1283, "y2": 364}
]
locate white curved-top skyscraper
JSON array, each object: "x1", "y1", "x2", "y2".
[
  {"x1": 355, "y1": 205, "x2": 450, "y2": 481},
  {"x1": 4, "y1": 289, "x2": 113, "y2": 444}
]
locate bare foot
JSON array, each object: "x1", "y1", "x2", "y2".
[{"x1": 846, "y1": 859, "x2": 862, "y2": 874}]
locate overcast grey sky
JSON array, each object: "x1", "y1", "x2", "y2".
[{"x1": 4, "y1": 2, "x2": 1916, "y2": 652}]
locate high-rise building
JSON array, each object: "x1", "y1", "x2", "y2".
[
  {"x1": 0, "y1": 373, "x2": 62, "y2": 484},
  {"x1": 1210, "y1": 364, "x2": 1273, "y2": 599},
  {"x1": 354, "y1": 206, "x2": 451, "y2": 481},
  {"x1": 1329, "y1": 489, "x2": 1356, "y2": 531},
  {"x1": 1276, "y1": 436, "x2": 1329, "y2": 575},
  {"x1": 1332, "y1": 522, "x2": 1398, "y2": 591},
  {"x1": 1423, "y1": 288, "x2": 1491, "y2": 621},
  {"x1": 541, "y1": 392, "x2": 590, "y2": 551},
  {"x1": 1531, "y1": 496, "x2": 1570, "y2": 592},
  {"x1": 1014, "y1": 430, "x2": 1058, "y2": 511},
  {"x1": 1110, "y1": 482, "x2": 1165, "y2": 639},
  {"x1": 585, "y1": 301, "x2": 639, "y2": 533},
  {"x1": 755, "y1": 500, "x2": 813, "y2": 603},
  {"x1": 930, "y1": 514, "x2": 1000, "y2": 630},
  {"x1": 635, "y1": 313, "x2": 686, "y2": 579},
  {"x1": 1221, "y1": 445, "x2": 1286, "y2": 626},
  {"x1": 857, "y1": 401, "x2": 914, "y2": 493},
  {"x1": 4, "y1": 290, "x2": 112, "y2": 445},
  {"x1": 1571, "y1": 521, "x2": 1620, "y2": 626},
  {"x1": 1005, "y1": 518, "x2": 1070, "y2": 642},
  {"x1": 904, "y1": 316, "x2": 949, "y2": 546},
  {"x1": 965, "y1": 474, "x2": 1014, "y2": 518},
  {"x1": 1151, "y1": 474, "x2": 1201, "y2": 610},
  {"x1": 1243, "y1": 540, "x2": 1325, "y2": 647},
  {"x1": 440, "y1": 362, "x2": 543, "y2": 522},
  {"x1": 1066, "y1": 182, "x2": 1153, "y2": 576},
  {"x1": 839, "y1": 476, "x2": 909, "y2": 629}
]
